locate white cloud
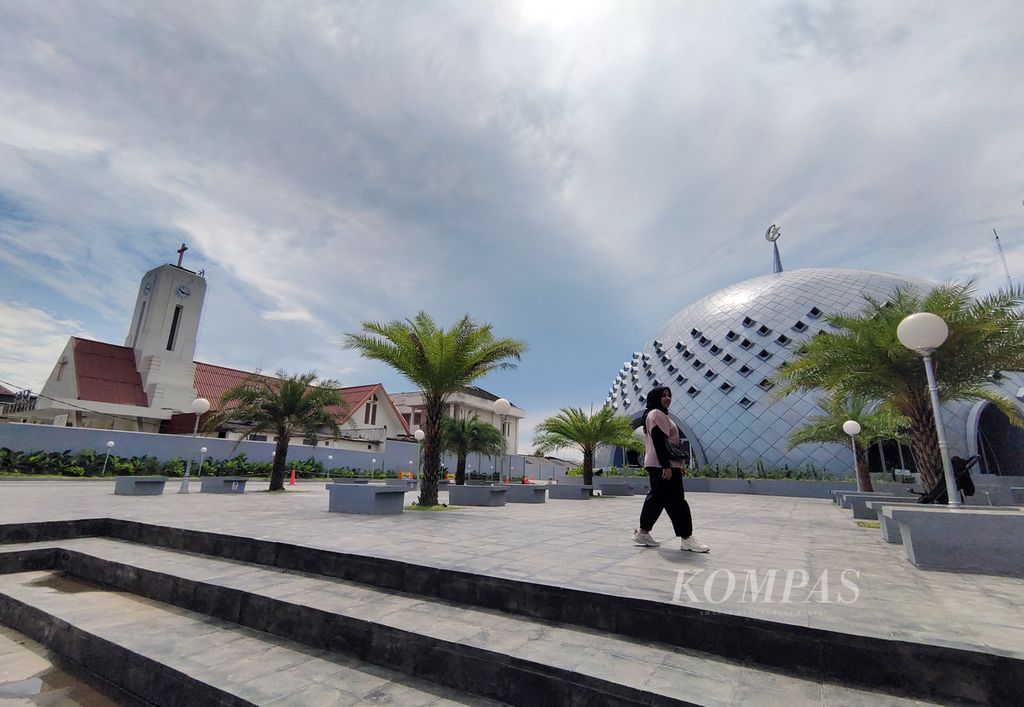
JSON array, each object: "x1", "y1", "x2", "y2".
[{"x1": 0, "y1": 302, "x2": 90, "y2": 393}]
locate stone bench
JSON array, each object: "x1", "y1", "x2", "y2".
[
  {"x1": 887, "y1": 507, "x2": 1024, "y2": 577},
  {"x1": 386, "y1": 479, "x2": 419, "y2": 491},
  {"x1": 199, "y1": 476, "x2": 248, "y2": 494},
  {"x1": 548, "y1": 485, "x2": 593, "y2": 500},
  {"x1": 836, "y1": 490, "x2": 916, "y2": 510},
  {"x1": 327, "y1": 483, "x2": 406, "y2": 515},
  {"x1": 876, "y1": 503, "x2": 1022, "y2": 544},
  {"x1": 847, "y1": 494, "x2": 915, "y2": 519},
  {"x1": 448, "y1": 485, "x2": 507, "y2": 507},
  {"x1": 330, "y1": 478, "x2": 371, "y2": 484},
  {"x1": 1011, "y1": 487, "x2": 1024, "y2": 504},
  {"x1": 497, "y1": 485, "x2": 547, "y2": 503},
  {"x1": 595, "y1": 479, "x2": 633, "y2": 496},
  {"x1": 114, "y1": 476, "x2": 168, "y2": 496}
]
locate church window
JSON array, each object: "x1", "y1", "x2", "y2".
[
  {"x1": 364, "y1": 394, "x2": 378, "y2": 425},
  {"x1": 132, "y1": 301, "x2": 147, "y2": 348},
  {"x1": 166, "y1": 305, "x2": 183, "y2": 351}
]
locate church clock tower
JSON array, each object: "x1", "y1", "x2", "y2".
[{"x1": 124, "y1": 244, "x2": 207, "y2": 413}]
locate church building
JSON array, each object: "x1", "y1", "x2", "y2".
[{"x1": 23, "y1": 248, "x2": 410, "y2": 452}]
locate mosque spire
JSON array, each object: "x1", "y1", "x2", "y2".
[{"x1": 765, "y1": 225, "x2": 783, "y2": 273}]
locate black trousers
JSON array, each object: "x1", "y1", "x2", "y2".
[{"x1": 639, "y1": 467, "x2": 693, "y2": 538}]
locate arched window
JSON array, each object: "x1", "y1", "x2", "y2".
[{"x1": 364, "y1": 394, "x2": 378, "y2": 425}]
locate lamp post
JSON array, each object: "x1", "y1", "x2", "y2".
[
  {"x1": 414, "y1": 428, "x2": 425, "y2": 479},
  {"x1": 896, "y1": 312, "x2": 960, "y2": 507},
  {"x1": 178, "y1": 397, "x2": 211, "y2": 494},
  {"x1": 101, "y1": 440, "x2": 115, "y2": 476},
  {"x1": 197, "y1": 447, "x2": 208, "y2": 478},
  {"x1": 842, "y1": 420, "x2": 862, "y2": 490},
  {"x1": 327, "y1": 454, "x2": 333, "y2": 481},
  {"x1": 494, "y1": 398, "x2": 512, "y2": 483},
  {"x1": 371, "y1": 458, "x2": 377, "y2": 476}
]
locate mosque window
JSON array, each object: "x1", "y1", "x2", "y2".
[
  {"x1": 652, "y1": 379, "x2": 661, "y2": 387},
  {"x1": 686, "y1": 386, "x2": 701, "y2": 398},
  {"x1": 756, "y1": 324, "x2": 772, "y2": 336},
  {"x1": 725, "y1": 330, "x2": 738, "y2": 341},
  {"x1": 646, "y1": 369, "x2": 654, "y2": 378},
  {"x1": 690, "y1": 328, "x2": 702, "y2": 337},
  {"x1": 634, "y1": 383, "x2": 641, "y2": 392},
  {"x1": 653, "y1": 339, "x2": 664, "y2": 350},
  {"x1": 757, "y1": 378, "x2": 775, "y2": 391},
  {"x1": 676, "y1": 374, "x2": 688, "y2": 383},
  {"x1": 675, "y1": 341, "x2": 686, "y2": 350},
  {"x1": 738, "y1": 397, "x2": 754, "y2": 409},
  {"x1": 660, "y1": 354, "x2": 670, "y2": 364},
  {"x1": 719, "y1": 381, "x2": 734, "y2": 393},
  {"x1": 682, "y1": 349, "x2": 694, "y2": 360},
  {"x1": 667, "y1": 364, "x2": 677, "y2": 373},
  {"x1": 632, "y1": 352, "x2": 641, "y2": 359},
  {"x1": 709, "y1": 344, "x2": 722, "y2": 355},
  {"x1": 698, "y1": 335, "x2": 711, "y2": 347},
  {"x1": 703, "y1": 369, "x2": 717, "y2": 381},
  {"x1": 692, "y1": 359, "x2": 704, "y2": 370},
  {"x1": 738, "y1": 364, "x2": 753, "y2": 376},
  {"x1": 776, "y1": 334, "x2": 792, "y2": 346},
  {"x1": 642, "y1": 353, "x2": 651, "y2": 360},
  {"x1": 742, "y1": 316, "x2": 756, "y2": 327},
  {"x1": 792, "y1": 321, "x2": 808, "y2": 332},
  {"x1": 740, "y1": 338, "x2": 754, "y2": 350},
  {"x1": 757, "y1": 349, "x2": 772, "y2": 361},
  {"x1": 807, "y1": 307, "x2": 822, "y2": 318},
  {"x1": 722, "y1": 353, "x2": 736, "y2": 365}
]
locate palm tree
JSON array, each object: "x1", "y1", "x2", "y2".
[
  {"x1": 776, "y1": 281, "x2": 1024, "y2": 491},
  {"x1": 344, "y1": 313, "x2": 527, "y2": 506},
  {"x1": 788, "y1": 394, "x2": 910, "y2": 492},
  {"x1": 532, "y1": 406, "x2": 643, "y2": 486},
  {"x1": 210, "y1": 371, "x2": 346, "y2": 491},
  {"x1": 441, "y1": 415, "x2": 505, "y2": 485}
]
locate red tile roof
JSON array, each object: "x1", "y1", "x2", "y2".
[
  {"x1": 0, "y1": 383, "x2": 15, "y2": 396},
  {"x1": 66, "y1": 338, "x2": 407, "y2": 433},
  {"x1": 72, "y1": 338, "x2": 149, "y2": 406}
]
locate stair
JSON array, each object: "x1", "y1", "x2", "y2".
[{"x1": 0, "y1": 537, "x2": 941, "y2": 707}]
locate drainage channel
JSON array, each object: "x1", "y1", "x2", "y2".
[{"x1": 0, "y1": 625, "x2": 145, "y2": 706}]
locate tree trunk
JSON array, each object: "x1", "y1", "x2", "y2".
[
  {"x1": 269, "y1": 436, "x2": 290, "y2": 491},
  {"x1": 418, "y1": 399, "x2": 444, "y2": 506},
  {"x1": 906, "y1": 396, "x2": 942, "y2": 492},
  {"x1": 455, "y1": 453, "x2": 467, "y2": 485},
  {"x1": 856, "y1": 447, "x2": 873, "y2": 492},
  {"x1": 582, "y1": 447, "x2": 594, "y2": 492}
]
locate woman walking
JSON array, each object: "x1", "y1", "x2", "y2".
[{"x1": 632, "y1": 386, "x2": 710, "y2": 552}]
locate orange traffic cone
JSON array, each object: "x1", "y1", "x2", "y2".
[{"x1": 289, "y1": 468, "x2": 296, "y2": 485}]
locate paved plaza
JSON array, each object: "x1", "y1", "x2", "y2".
[{"x1": 1, "y1": 479, "x2": 1021, "y2": 663}]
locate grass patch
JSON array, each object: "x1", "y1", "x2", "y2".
[
  {"x1": 855, "y1": 520, "x2": 881, "y2": 529},
  {"x1": 406, "y1": 504, "x2": 462, "y2": 511}
]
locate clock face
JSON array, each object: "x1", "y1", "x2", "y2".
[
  {"x1": 175, "y1": 285, "x2": 191, "y2": 300},
  {"x1": 143, "y1": 280, "x2": 152, "y2": 296}
]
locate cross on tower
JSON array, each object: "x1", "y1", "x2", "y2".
[{"x1": 176, "y1": 243, "x2": 188, "y2": 267}]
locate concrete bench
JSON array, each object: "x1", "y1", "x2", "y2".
[
  {"x1": 887, "y1": 507, "x2": 1024, "y2": 577},
  {"x1": 1011, "y1": 487, "x2": 1024, "y2": 504},
  {"x1": 327, "y1": 483, "x2": 406, "y2": 515},
  {"x1": 595, "y1": 479, "x2": 633, "y2": 496},
  {"x1": 498, "y1": 485, "x2": 547, "y2": 503},
  {"x1": 448, "y1": 485, "x2": 507, "y2": 507},
  {"x1": 876, "y1": 503, "x2": 1022, "y2": 544},
  {"x1": 837, "y1": 490, "x2": 916, "y2": 510},
  {"x1": 114, "y1": 476, "x2": 167, "y2": 496},
  {"x1": 386, "y1": 479, "x2": 419, "y2": 491},
  {"x1": 331, "y1": 478, "x2": 371, "y2": 484},
  {"x1": 847, "y1": 494, "x2": 916, "y2": 519},
  {"x1": 548, "y1": 484, "x2": 593, "y2": 500},
  {"x1": 200, "y1": 476, "x2": 248, "y2": 494},
  {"x1": 628, "y1": 478, "x2": 651, "y2": 494}
]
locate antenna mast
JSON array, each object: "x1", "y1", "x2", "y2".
[{"x1": 993, "y1": 229, "x2": 1013, "y2": 291}]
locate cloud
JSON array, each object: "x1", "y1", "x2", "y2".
[{"x1": 0, "y1": 302, "x2": 91, "y2": 393}]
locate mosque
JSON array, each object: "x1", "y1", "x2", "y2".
[{"x1": 598, "y1": 233, "x2": 1024, "y2": 477}]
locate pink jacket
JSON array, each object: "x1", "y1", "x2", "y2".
[{"x1": 644, "y1": 408, "x2": 682, "y2": 468}]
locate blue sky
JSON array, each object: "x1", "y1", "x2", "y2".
[{"x1": 1, "y1": 1, "x2": 1022, "y2": 453}]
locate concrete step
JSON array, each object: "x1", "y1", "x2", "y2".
[
  {"x1": 0, "y1": 538, "x2": 937, "y2": 707},
  {"x1": 0, "y1": 569, "x2": 500, "y2": 706}
]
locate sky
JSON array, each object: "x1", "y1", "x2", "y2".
[{"x1": 1, "y1": 1, "x2": 1023, "y2": 455}]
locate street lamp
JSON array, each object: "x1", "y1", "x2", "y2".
[
  {"x1": 178, "y1": 397, "x2": 211, "y2": 494},
  {"x1": 494, "y1": 398, "x2": 512, "y2": 483},
  {"x1": 327, "y1": 454, "x2": 333, "y2": 480},
  {"x1": 197, "y1": 447, "x2": 208, "y2": 478},
  {"x1": 842, "y1": 420, "x2": 862, "y2": 490},
  {"x1": 371, "y1": 458, "x2": 377, "y2": 475},
  {"x1": 414, "y1": 428, "x2": 425, "y2": 479},
  {"x1": 101, "y1": 440, "x2": 115, "y2": 476},
  {"x1": 896, "y1": 312, "x2": 960, "y2": 506}
]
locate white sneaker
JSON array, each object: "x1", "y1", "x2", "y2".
[
  {"x1": 632, "y1": 529, "x2": 661, "y2": 547},
  {"x1": 680, "y1": 535, "x2": 710, "y2": 553}
]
